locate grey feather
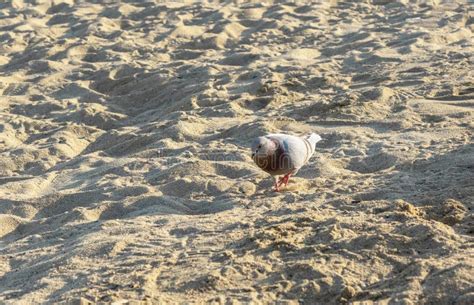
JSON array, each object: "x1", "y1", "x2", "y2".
[{"x1": 251, "y1": 133, "x2": 322, "y2": 177}]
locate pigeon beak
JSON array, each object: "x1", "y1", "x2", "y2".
[{"x1": 251, "y1": 152, "x2": 255, "y2": 158}]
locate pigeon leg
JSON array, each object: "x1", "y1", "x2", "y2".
[
  {"x1": 273, "y1": 177, "x2": 281, "y2": 192},
  {"x1": 274, "y1": 174, "x2": 290, "y2": 191},
  {"x1": 277, "y1": 176, "x2": 288, "y2": 187}
]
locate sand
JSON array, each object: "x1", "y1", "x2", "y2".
[{"x1": 0, "y1": 0, "x2": 473, "y2": 304}]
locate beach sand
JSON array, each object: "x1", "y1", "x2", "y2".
[{"x1": 0, "y1": 0, "x2": 473, "y2": 303}]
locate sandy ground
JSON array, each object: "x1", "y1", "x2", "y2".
[{"x1": 0, "y1": 0, "x2": 473, "y2": 304}]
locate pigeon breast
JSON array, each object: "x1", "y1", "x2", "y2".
[{"x1": 254, "y1": 138, "x2": 292, "y2": 175}]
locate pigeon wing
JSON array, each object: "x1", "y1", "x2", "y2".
[{"x1": 266, "y1": 134, "x2": 314, "y2": 174}]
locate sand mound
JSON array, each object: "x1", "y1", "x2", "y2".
[{"x1": 0, "y1": 214, "x2": 23, "y2": 238}]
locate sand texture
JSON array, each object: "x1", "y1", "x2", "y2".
[{"x1": 0, "y1": 0, "x2": 473, "y2": 304}]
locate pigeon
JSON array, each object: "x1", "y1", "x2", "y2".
[{"x1": 251, "y1": 133, "x2": 322, "y2": 191}]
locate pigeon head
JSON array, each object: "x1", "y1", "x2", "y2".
[{"x1": 251, "y1": 137, "x2": 277, "y2": 160}]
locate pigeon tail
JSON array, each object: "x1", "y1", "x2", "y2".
[{"x1": 307, "y1": 133, "x2": 322, "y2": 149}]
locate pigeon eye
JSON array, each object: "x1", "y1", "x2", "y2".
[{"x1": 258, "y1": 144, "x2": 262, "y2": 149}]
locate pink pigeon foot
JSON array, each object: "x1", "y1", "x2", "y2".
[
  {"x1": 274, "y1": 173, "x2": 292, "y2": 191},
  {"x1": 278, "y1": 173, "x2": 291, "y2": 186},
  {"x1": 274, "y1": 180, "x2": 281, "y2": 192},
  {"x1": 282, "y1": 173, "x2": 291, "y2": 186}
]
